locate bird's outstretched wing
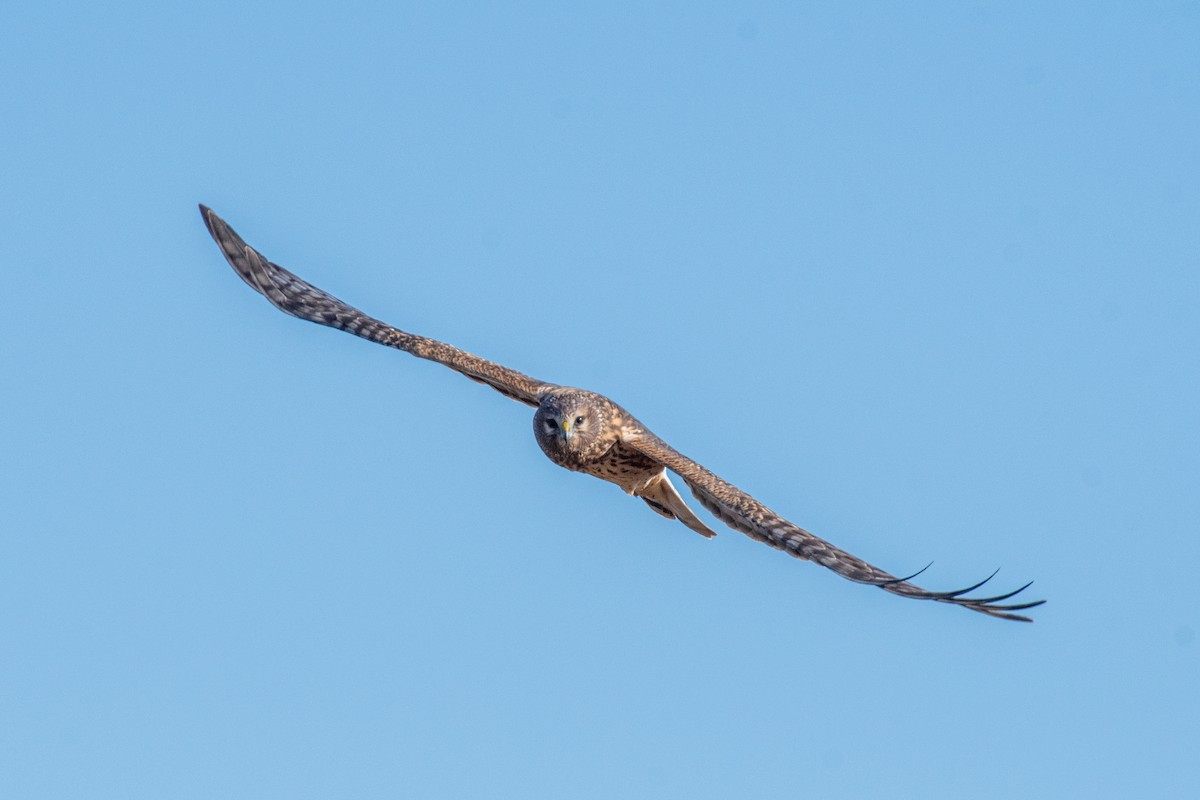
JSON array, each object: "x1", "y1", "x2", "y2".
[
  {"x1": 623, "y1": 429, "x2": 1045, "y2": 621},
  {"x1": 200, "y1": 205, "x2": 556, "y2": 406}
]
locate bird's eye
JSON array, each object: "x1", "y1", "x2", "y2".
[
  {"x1": 544, "y1": 418, "x2": 557, "y2": 430},
  {"x1": 575, "y1": 416, "x2": 585, "y2": 426}
]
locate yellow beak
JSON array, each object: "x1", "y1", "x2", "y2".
[{"x1": 561, "y1": 419, "x2": 573, "y2": 438}]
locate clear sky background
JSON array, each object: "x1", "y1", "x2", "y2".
[{"x1": 2, "y1": 2, "x2": 1197, "y2": 798}]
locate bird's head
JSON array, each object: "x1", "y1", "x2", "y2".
[{"x1": 533, "y1": 391, "x2": 608, "y2": 460}]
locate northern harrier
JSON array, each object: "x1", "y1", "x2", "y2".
[{"x1": 200, "y1": 205, "x2": 1044, "y2": 622}]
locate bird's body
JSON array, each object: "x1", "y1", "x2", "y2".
[
  {"x1": 200, "y1": 205, "x2": 1044, "y2": 622},
  {"x1": 533, "y1": 388, "x2": 718, "y2": 538}
]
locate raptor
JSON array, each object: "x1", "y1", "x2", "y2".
[{"x1": 200, "y1": 205, "x2": 1044, "y2": 621}]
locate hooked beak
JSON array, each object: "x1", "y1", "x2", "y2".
[{"x1": 560, "y1": 419, "x2": 574, "y2": 440}]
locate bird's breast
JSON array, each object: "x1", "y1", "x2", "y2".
[{"x1": 577, "y1": 440, "x2": 663, "y2": 494}]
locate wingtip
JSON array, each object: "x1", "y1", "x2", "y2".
[{"x1": 197, "y1": 204, "x2": 220, "y2": 242}]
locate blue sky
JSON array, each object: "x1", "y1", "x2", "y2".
[{"x1": 2, "y1": 2, "x2": 1197, "y2": 797}]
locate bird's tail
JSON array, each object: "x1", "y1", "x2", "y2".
[{"x1": 638, "y1": 473, "x2": 718, "y2": 538}]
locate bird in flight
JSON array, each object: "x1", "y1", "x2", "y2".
[{"x1": 200, "y1": 205, "x2": 1044, "y2": 622}]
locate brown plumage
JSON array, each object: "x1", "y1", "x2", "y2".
[{"x1": 200, "y1": 205, "x2": 1045, "y2": 622}]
